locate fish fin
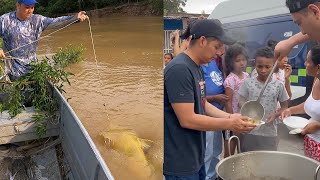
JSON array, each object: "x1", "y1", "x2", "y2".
[{"x1": 140, "y1": 139, "x2": 153, "y2": 150}]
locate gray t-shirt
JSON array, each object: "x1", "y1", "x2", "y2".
[
  {"x1": 164, "y1": 53, "x2": 206, "y2": 176},
  {"x1": 238, "y1": 77, "x2": 289, "y2": 136}
]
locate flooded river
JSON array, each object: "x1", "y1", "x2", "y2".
[{"x1": 38, "y1": 16, "x2": 163, "y2": 180}]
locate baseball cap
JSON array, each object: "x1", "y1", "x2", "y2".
[
  {"x1": 186, "y1": 19, "x2": 236, "y2": 45},
  {"x1": 17, "y1": 0, "x2": 38, "y2": 6},
  {"x1": 286, "y1": 0, "x2": 320, "y2": 13}
]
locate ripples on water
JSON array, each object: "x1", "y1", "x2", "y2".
[{"x1": 38, "y1": 16, "x2": 163, "y2": 180}]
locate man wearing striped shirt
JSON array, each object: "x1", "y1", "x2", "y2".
[{"x1": 0, "y1": 0, "x2": 88, "y2": 81}]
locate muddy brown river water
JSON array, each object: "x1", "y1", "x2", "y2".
[{"x1": 38, "y1": 16, "x2": 163, "y2": 180}]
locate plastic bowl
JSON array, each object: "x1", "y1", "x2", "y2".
[{"x1": 283, "y1": 116, "x2": 310, "y2": 130}]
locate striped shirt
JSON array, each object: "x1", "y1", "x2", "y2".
[{"x1": 0, "y1": 11, "x2": 77, "y2": 79}]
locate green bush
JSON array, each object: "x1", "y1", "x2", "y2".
[
  {"x1": 0, "y1": 45, "x2": 84, "y2": 137},
  {"x1": 0, "y1": 0, "x2": 15, "y2": 15},
  {"x1": 151, "y1": 0, "x2": 163, "y2": 16},
  {"x1": 0, "y1": 0, "x2": 159, "y2": 17}
]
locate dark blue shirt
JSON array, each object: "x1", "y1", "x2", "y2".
[{"x1": 164, "y1": 53, "x2": 206, "y2": 176}]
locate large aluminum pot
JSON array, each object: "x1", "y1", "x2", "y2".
[{"x1": 216, "y1": 136, "x2": 320, "y2": 180}]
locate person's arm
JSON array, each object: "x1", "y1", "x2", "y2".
[
  {"x1": 172, "y1": 30, "x2": 181, "y2": 56},
  {"x1": 302, "y1": 122, "x2": 320, "y2": 135},
  {"x1": 284, "y1": 64, "x2": 292, "y2": 98},
  {"x1": 278, "y1": 100, "x2": 288, "y2": 114},
  {"x1": 224, "y1": 87, "x2": 234, "y2": 114},
  {"x1": 289, "y1": 102, "x2": 306, "y2": 114},
  {"x1": 172, "y1": 102, "x2": 255, "y2": 132},
  {"x1": 204, "y1": 100, "x2": 230, "y2": 118},
  {"x1": 223, "y1": 76, "x2": 235, "y2": 113},
  {"x1": 267, "y1": 100, "x2": 289, "y2": 122},
  {"x1": 42, "y1": 11, "x2": 88, "y2": 30},
  {"x1": 282, "y1": 79, "x2": 308, "y2": 118},
  {"x1": 280, "y1": 102, "x2": 305, "y2": 119},
  {"x1": 276, "y1": 101, "x2": 289, "y2": 118},
  {"x1": 274, "y1": 32, "x2": 310, "y2": 61},
  {"x1": 206, "y1": 94, "x2": 229, "y2": 106},
  {"x1": 76, "y1": 11, "x2": 88, "y2": 22},
  {"x1": 284, "y1": 78, "x2": 292, "y2": 99}
]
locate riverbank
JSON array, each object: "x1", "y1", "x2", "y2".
[{"x1": 86, "y1": 2, "x2": 162, "y2": 17}]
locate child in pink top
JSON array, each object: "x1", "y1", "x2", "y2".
[
  {"x1": 223, "y1": 44, "x2": 249, "y2": 157},
  {"x1": 224, "y1": 72, "x2": 249, "y2": 112}
]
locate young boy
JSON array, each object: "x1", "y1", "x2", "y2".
[{"x1": 238, "y1": 47, "x2": 289, "y2": 152}]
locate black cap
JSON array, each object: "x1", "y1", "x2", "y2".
[
  {"x1": 189, "y1": 19, "x2": 236, "y2": 45},
  {"x1": 286, "y1": 0, "x2": 319, "y2": 13}
]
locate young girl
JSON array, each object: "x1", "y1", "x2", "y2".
[{"x1": 223, "y1": 44, "x2": 249, "y2": 157}]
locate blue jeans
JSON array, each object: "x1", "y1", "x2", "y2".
[
  {"x1": 164, "y1": 165, "x2": 206, "y2": 180},
  {"x1": 204, "y1": 131, "x2": 222, "y2": 180}
]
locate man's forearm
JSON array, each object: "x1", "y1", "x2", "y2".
[
  {"x1": 289, "y1": 102, "x2": 306, "y2": 115},
  {"x1": 173, "y1": 35, "x2": 181, "y2": 56},
  {"x1": 181, "y1": 113, "x2": 231, "y2": 131},
  {"x1": 46, "y1": 15, "x2": 78, "y2": 30},
  {"x1": 205, "y1": 101, "x2": 230, "y2": 118},
  {"x1": 288, "y1": 32, "x2": 310, "y2": 47}
]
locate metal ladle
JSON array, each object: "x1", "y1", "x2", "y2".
[{"x1": 240, "y1": 60, "x2": 278, "y2": 124}]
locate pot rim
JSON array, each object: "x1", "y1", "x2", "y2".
[{"x1": 216, "y1": 150, "x2": 320, "y2": 178}]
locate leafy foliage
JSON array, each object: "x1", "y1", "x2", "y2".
[
  {"x1": 0, "y1": 45, "x2": 84, "y2": 137},
  {"x1": 52, "y1": 45, "x2": 85, "y2": 69},
  {"x1": 0, "y1": 0, "x2": 16, "y2": 15},
  {"x1": 151, "y1": 0, "x2": 163, "y2": 16},
  {"x1": 32, "y1": 113, "x2": 47, "y2": 137},
  {"x1": 3, "y1": 83, "x2": 24, "y2": 117},
  {"x1": 164, "y1": 0, "x2": 187, "y2": 15},
  {"x1": 0, "y1": 0, "x2": 159, "y2": 16}
]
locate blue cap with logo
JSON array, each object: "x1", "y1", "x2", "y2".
[{"x1": 18, "y1": 0, "x2": 38, "y2": 6}]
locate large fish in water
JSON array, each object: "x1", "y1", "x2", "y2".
[{"x1": 99, "y1": 128, "x2": 153, "y2": 166}]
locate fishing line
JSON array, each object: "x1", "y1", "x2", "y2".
[{"x1": 87, "y1": 18, "x2": 103, "y2": 90}]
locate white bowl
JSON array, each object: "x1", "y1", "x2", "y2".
[{"x1": 283, "y1": 116, "x2": 310, "y2": 130}]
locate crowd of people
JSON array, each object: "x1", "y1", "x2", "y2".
[{"x1": 164, "y1": 0, "x2": 320, "y2": 179}]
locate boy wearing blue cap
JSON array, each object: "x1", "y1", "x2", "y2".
[{"x1": 0, "y1": 0, "x2": 88, "y2": 81}]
